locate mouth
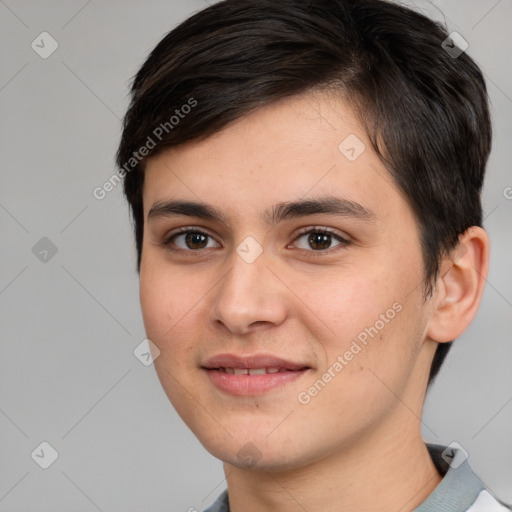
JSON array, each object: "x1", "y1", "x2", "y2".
[
  {"x1": 201, "y1": 354, "x2": 311, "y2": 396},
  {"x1": 214, "y1": 367, "x2": 299, "y2": 375}
]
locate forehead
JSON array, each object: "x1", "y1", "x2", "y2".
[{"x1": 142, "y1": 92, "x2": 408, "y2": 226}]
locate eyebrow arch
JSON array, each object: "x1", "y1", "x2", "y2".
[
  {"x1": 265, "y1": 196, "x2": 375, "y2": 224},
  {"x1": 147, "y1": 195, "x2": 376, "y2": 226}
]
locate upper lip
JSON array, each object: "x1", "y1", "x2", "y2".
[{"x1": 202, "y1": 353, "x2": 310, "y2": 371}]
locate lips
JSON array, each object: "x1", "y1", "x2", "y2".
[
  {"x1": 219, "y1": 367, "x2": 286, "y2": 375},
  {"x1": 201, "y1": 353, "x2": 311, "y2": 396},
  {"x1": 202, "y1": 353, "x2": 310, "y2": 372}
]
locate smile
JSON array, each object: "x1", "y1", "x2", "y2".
[
  {"x1": 216, "y1": 367, "x2": 295, "y2": 375},
  {"x1": 202, "y1": 353, "x2": 311, "y2": 396}
]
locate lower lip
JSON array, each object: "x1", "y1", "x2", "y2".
[{"x1": 203, "y1": 369, "x2": 309, "y2": 396}]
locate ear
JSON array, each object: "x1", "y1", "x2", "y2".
[{"x1": 426, "y1": 226, "x2": 490, "y2": 343}]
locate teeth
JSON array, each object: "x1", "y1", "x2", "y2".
[
  {"x1": 248, "y1": 368, "x2": 266, "y2": 375},
  {"x1": 220, "y1": 367, "x2": 289, "y2": 374}
]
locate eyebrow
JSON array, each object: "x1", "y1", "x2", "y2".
[{"x1": 147, "y1": 196, "x2": 376, "y2": 226}]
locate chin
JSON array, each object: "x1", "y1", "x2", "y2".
[{"x1": 193, "y1": 427, "x2": 312, "y2": 473}]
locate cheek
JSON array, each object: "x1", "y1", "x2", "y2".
[
  {"x1": 139, "y1": 256, "x2": 207, "y2": 384},
  {"x1": 296, "y1": 299, "x2": 425, "y2": 438},
  {"x1": 139, "y1": 257, "x2": 189, "y2": 350},
  {"x1": 139, "y1": 259, "x2": 202, "y2": 420},
  {"x1": 139, "y1": 266, "x2": 168, "y2": 341},
  {"x1": 296, "y1": 264, "x2": 402, "y2": 346},
  {"x1": 300, "y1": 257, "x2": 425, "y2": 386},
  {"x1": 139, "y1": 240, "x2": 194, "y2": 316}
]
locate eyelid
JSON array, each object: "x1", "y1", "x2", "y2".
[
  {"x1": 292, "y1": 225, "x2": 351, "y2": 243},
  {"x1": 160, "y1": 226, "x2": 220, "y2": 250},
  {"x1": 161, "y1": 225, "x2": 352, "y2": 255},
  {"x1": 289, "y1": 225, "x2": 351, "y2": 256}
]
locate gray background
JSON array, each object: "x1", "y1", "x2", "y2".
[{"x1": 0, "y1": 1, "x2": 510, "y2": 511}]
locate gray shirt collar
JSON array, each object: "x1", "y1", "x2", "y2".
[{"x1": 202, "y1": 444, "x2": 485, "y2": 512}]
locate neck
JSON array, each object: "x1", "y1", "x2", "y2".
[{"x1": 224, "y1": 411, "x2": 442, "y2": 512}]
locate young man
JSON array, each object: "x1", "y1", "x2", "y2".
[{"x1": 116, "y1": 0, "x2": 510, "y2": 510}]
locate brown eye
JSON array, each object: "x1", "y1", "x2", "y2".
[
  {"x1": 164, "y1": 230, "x2": 220, "y2": 251},
  {"x1": 307, "y1": 232, "x2": 333, "y2": 250},
  {"x1": 293, "y1": 228, "x2": 350, "y2": 253},
  {"x1": 184, "y1": 232, "x2": 208, "y2": 249}
]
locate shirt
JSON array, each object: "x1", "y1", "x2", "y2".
[{"x1": 202, "y1": 444, "x2": 511, "y2": 512}]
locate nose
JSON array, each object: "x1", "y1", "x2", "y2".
[{"x1": 209, "y1": 245, "x2": 288, "y2": 336}]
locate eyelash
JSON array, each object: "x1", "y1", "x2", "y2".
[{"x1": 161, "y1": 226, "x2": 351, "y2": 258}]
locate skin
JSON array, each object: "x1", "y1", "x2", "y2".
[{"x1": 139, "y1": 92, "x2": 489, "y2": 512}]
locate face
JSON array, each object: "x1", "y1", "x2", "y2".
[{"x1": 140, "y1": 92, "x2": 437, "y2": 471}]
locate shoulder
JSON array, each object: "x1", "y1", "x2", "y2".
[
  {"x1": 467, "y1": 490, "x2": 512, "y2": 512},
  {"x1": 415, "y1": 444, "x2": 511, "y2": 512},
  {"x1": 201, "y1": 489, "x2": 229, "y2": 512}
]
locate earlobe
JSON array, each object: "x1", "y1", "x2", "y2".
[{"x1": 426, "y1": 227, "x2": 490, "y2": 343}]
